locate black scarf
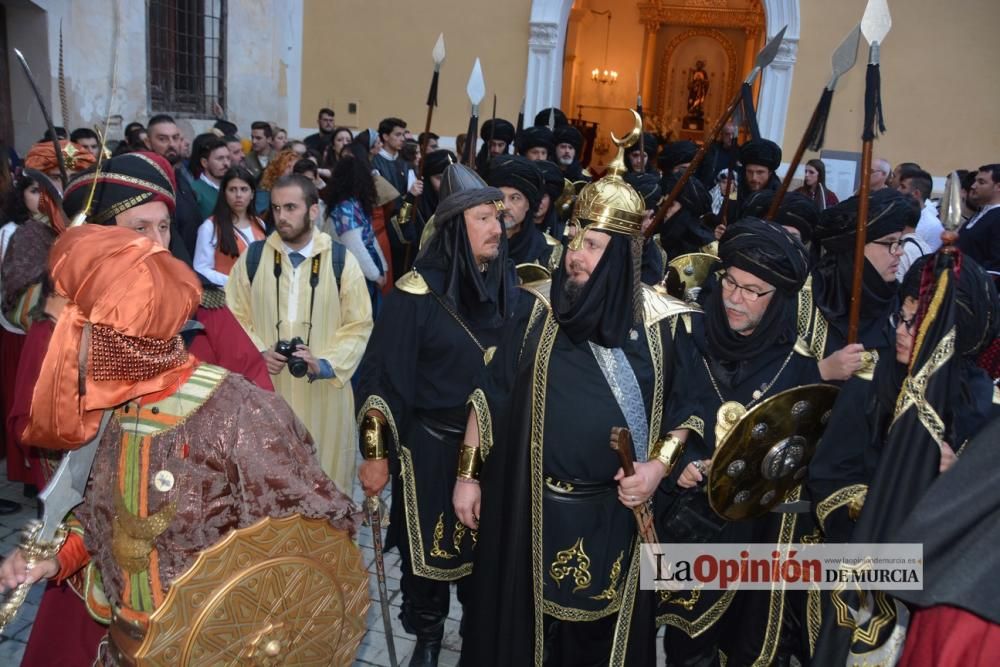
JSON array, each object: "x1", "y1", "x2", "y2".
[
  {"x1": 812, "y1": 252, "x2": 897, "y2": 329},
  {"x1": 414, "y1": 212, "x2": 514, "y2": 329},
  {"x1": 704, "y1": 281, "x2": 796, "y2": 363},
  {"x1": 550, "y1": 233, "x2": 634, "y2": 348},
  {"x1": 508, "y1": 218, "x2": 548, "y2": 265}
]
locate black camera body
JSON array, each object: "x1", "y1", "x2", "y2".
[{"x1": 274, "y1": 337, "x2": 309, "y2": 378}]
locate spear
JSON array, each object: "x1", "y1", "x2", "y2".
[
  {"x1": 464, "y1": 58, "x2": 486, "y2": 168},
  {"x1": 766, "y1": 24, "x2": 861, "y2": 221},
  {"x1": 409, "y1": 33, "x2": 445, "y2": 228},
  {"x1": 847, "y1": 0, "x2": 891, "y2": 343},
  {"x1": 636, "y1": 72, "x2": 644, "y2": 163},
  {"x1": 516, "y1": 98, "x2": 525, "y2": 135},
  {"x1": 13, "y1": 48, "x2": 69, "y2": 189},
  {"x1": 645, "y1": 26, "x2": 786, "y2": 241}
]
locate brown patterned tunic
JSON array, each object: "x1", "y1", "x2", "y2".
[{"x1": 72, "y1": 363, "x2": 360, "y2": 616}]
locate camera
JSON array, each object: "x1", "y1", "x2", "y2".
[{"x1": 274, "y1": 337, "x2": 308, "y2": 378}]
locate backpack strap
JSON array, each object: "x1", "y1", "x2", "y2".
[
  {"x1": 331, "y1": 240, "x2": 346, "y2": 291},
  {"x1": 245, "y1": 240, "x2": 265, "y2": 284},
  {"x1": 247, "y1": 239, "x2": 347, "y2": 292}
]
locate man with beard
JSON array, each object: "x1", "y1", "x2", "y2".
[
  {"x1": 0, "y1": 224, "x2": 358, "y2": 666},
  {"x1": 737, "y1": 138, "x2": 782, "y2": 210},
  {"x1": 455, "y1": 131, "x2": 698, "y2": 666},
  {"x1": 657, "y1": 218, "x2": 820, "y2": 667},
  {"x1": 486, "y1": 155, "x2": 562, "y2": 273},
  {"x1": 475, "y1": 118, "x2": 515, "y2": 173},
  {"x1": 516, "y1": 126, "x2": 556, "y2": 162},
  {"x1": 356, "y1": 164, "x2": 516, "y2": 666},
  {"x1": 146, "y1": 114, "x2": 202, "y2": 258},
  {"x1": 190, "y1": 135, "x2": 232, "y2": 220},
  {"x1": 227, "y1": 174, "x2": 373, "y2": 492},
  {"x1": 303, "y1": 107, "x2": 336, "y2": 155},
  {"x1": 554, "y1": 124, "x2": 590, "y2": 183},
  {"x1": 806, "y1": 188, "x2": 917, "y2": 541}
]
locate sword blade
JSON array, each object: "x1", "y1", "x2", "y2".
[{"x1": 366, "y1": 496, "x2": 398, "y2": 667}]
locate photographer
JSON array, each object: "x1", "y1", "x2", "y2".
[{"x1": 227, "y1": 174, "x2": 374, "y2": 492}]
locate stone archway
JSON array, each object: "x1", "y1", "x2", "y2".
[{"x1": 525, "y1": 0, "x2": 799, "y2": 146}]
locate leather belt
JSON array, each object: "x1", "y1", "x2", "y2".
[
  {"x1": 415, "y1": 409, "x2": 466, "y2": 444},
  {"x1": 543, "y1": 476, "x2": 617, "y2": 501}
]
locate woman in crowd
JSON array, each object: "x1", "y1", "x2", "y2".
[
  {"x1": 271, "y1": 126, "x2": 288, "y2": 153},
  {"x1": 326, "y1": 156, "x2": 388, "y2": 314},
  {"x1": 796, "y1": 158, "x2": 839, "y2": 210},
  {"x1": 194, "y1": 166, "x2": 266, "y2": 286}
]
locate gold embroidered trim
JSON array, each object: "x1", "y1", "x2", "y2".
[
  {"x1": 590, "y1": 551, "x2": 625, "y2": 602},
  {"x1": 751, "y1": 486, "x2": 800, "y2": 666},
  {"x1": 398, "y1": 444, "x2": 473, "y2": 580},
  {"x1": 429, "y1": 513, "x2": 456, "y2": 560},
  {"x1": 677, "y1": 415, "x2": 705, "y2": 438},
  {"x1": 816, "y1": 484, "x2": 869, "y2": 532},
  {"x1": 608, "y1": 544, "x2": 642, "y2": 667},
  {"x1": 807, "y1": 585, "x2": 822, "y2": 657},
  {"x1": 892, "y1": 327, "x2": 955, "y2": 447},
  {"x1": 467, "y1": 388, "x2": 495, "y2": 461},
  {"x1": 660, "y1": 586, "x2": 702, "y2": 611},
  {"x1": 657, "y1": 589, "x2": 737, "y2": 637},
  {"x1": 549, "y1": 537, "x2": 593, "y2": 593}
]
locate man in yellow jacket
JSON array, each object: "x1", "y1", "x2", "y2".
[{"x1": 227, "y1": 174, "x2": 373, "y2": 492}]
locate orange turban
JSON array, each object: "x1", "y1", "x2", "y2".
[
  {"x1": 24, "y1": 139, "x2": 97, "y2": 175},
  {"x1": 23, "y1": 225, "x2": 202, "y2": 450}
]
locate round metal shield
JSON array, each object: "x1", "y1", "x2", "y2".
[
  {"x1": 708, "y1": 384, "x2": 839, "y2": 521},
  {"x1": 134, "y1": 515, "x2": 369, "y2": 666},
  {"x1": 664, "y1": 253, "x2": 718, "y2": 301}
]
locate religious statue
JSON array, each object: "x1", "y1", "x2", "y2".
[{"x1": 687, "y1": 60, "x2": 710, "y2": 117}]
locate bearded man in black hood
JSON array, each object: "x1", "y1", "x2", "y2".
[
  {"x1": 456, "y1": 122, "x2": 699, "y2": 667},
  {"x1": 356, "y1": 164, "x2": 517, "y2": 666}
]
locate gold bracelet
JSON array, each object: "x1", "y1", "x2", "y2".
[
  {"x1": 457, "y1": 444, "x2": 482, "y2": 480},
  {"x1": 360, "y1": 414, "x2": 387, "y2": 460},
  {"x1": 650, "y1": 435, "x2": 685, "y2": 473}
]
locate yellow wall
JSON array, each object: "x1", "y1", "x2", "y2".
[
  {"x1": 300, "y1": 0, "x2": 531, "y2": 138},
  {"x1": 784, "y1": 0, "x2": 1000, "y2": 179}
]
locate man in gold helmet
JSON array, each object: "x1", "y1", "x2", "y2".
[{"x1": 454, "y1": 113, "x2": 700, "y2": 666}]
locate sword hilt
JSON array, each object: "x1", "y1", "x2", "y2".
[{"x1": 0, "y1": 520, "x2": 68, "y2": 634}]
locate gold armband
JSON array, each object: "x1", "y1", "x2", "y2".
[
  {"x1": 457, "y1": 444, "x2": 482, "y2": 480},
  {"x1": 650, "y1": 435, "x2": 685, "y2": 473},
  {"x1": 360, "y1": 414, "x2": 387, "y2": 460}
]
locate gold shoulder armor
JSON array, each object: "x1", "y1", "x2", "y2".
[
  {"x1": 396, "y1": 270, "x2": 430, "y2": 295},
  {"x1": 641, "y1": 284, "x2": 702, "y2": 326},
  {"x1": 542, "y1": 232, "x2": 562, "y2": 247},
  {"x1": 520, "y1": 279, "x2": 553, "y2": 310}
]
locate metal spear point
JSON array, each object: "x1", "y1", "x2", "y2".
[
  {"x1": 940, "y1": 172, "x2": 963, "y2": 233},
  {"x1": 861, "y1": 0, "x2": 892, "y2": 62},
  {"x1": 827, "y1": 24, "x2": 862, "y2": 91},
  {"x1": 467, "y1": 58, "x2": 485, "y2": 117},
  {"x1": 744, "y1": 25, "x2": 787, "y2": 85},
  {"x1": 432, "y1": 32, "x2": 446, "y2": 69}
]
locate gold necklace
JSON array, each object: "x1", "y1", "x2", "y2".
[
  {"x1": 431, "y1": 293, "x2": 496, "y2": 365},
  {"x1": 701, "y1": 349, "x2": 794, "y2": 445}
]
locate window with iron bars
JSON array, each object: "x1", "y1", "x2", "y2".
[{"x1": 148, "y1": 0, "x2": 226, "y2": 117}]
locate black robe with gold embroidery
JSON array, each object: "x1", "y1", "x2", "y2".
[{"x1": 461, "y1": 282, "x2": 698, "y2": 667}]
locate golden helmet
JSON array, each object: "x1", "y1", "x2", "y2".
[{"x1": 567, "y1": 109, "x2": 646, "y2": 249}]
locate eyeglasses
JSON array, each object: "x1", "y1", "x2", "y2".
[
  {"x1": 870, "y1": 239, "x2": 903, "y2": 254},
  {"x1": 720, "y1": 273, "x2": 775, "y2": 302},
  {"x1": 889, "y1": 310, "x2": 917, "y2": 333}
]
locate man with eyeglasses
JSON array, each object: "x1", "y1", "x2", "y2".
[
  {"x1": 657, "y1": 217, "x2": 822, "y2": 666},
  {"x1": 806, "y1": 188, "x2": 919, "y2": 542}
]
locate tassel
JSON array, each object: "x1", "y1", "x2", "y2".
[
  {"x1": 740, "y1": 84, "x2": 760, "y2": 141},
  {"x1": 862, "y1": 63, "x2": 887, "y2": 141},
  {"x1": 807, "y1": 88, "x2": 834, "y2": 152},
  {"x1": 427, "y1": 70, "x2": 440, "y2": 108}
]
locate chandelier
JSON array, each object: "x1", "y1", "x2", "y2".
[{"x1": 590, "y1": 10, "x2": 618, "y2": 85}]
